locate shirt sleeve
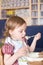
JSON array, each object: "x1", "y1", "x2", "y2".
[{"x1": 2, "y1": 44, "x2": 14, "y2": 55}]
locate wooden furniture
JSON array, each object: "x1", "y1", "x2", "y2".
[
  {"x1": 0, "y1": 0, "x2": 43, "y2": 25},
  {"x1": 30, "y1": 0, "x2": 43, "y2": 25},
  {"x1": 27, "y1": 52, "x2": 43, "y2": 65},
  {"x1": 28, "y1": 61, "x2": 43, "y2": 65},
  {"x1": 0, "y1": 0, "x2": 30, "y2": 25},
  {"x1": 0, "y1": 48, "x2": 4, "y2": 65}
]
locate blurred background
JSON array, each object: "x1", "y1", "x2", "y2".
[{"x1": 0, "y1": 0, "x2": 43, "y2": 52}]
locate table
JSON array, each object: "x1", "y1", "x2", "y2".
[{"x1": 27, "y1": 52, "x2": 43, "y2": 65}]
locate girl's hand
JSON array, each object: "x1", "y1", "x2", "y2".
[
  {"x1": 34, "y1": 32, "x2": 41, "y2": 41},
  {"x1": 17, "y1": 46, "x2": 29, "y2": 57}
]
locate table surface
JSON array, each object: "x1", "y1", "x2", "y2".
[
  {"x1": 26, "y1": 52, "x2": 43, "y2": 61},
  {"x1": 27, "y1": 52, "x2": 43, "y2": 65}
]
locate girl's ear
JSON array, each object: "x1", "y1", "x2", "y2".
[{"x1": 9, "y1": 30, "x2": 12, "y2": 35}]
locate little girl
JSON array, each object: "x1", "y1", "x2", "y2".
[{"x1": 2, "y1": 16, "x2": 41, "y2": 65}]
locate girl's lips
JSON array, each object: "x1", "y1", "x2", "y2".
[{"x1": 22, "y1": 37, "x2": 26, "y2": 41}]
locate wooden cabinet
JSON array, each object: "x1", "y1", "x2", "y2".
[
  {"x1": 0, "y1": 0, "x2": 43, "y2": 25},
  {"x1": 0, "y1": 0, "x2": 31, "y2": 26},
  {"x1": 30, "y1": 0, "x2": 43, "y2": 25},
  {"x1": 0, "y1": 48, "x2": 4, "y2": 65}
]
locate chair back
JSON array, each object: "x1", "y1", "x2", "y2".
[{"x1": 0, "y1": 48, "x2": 4, "y2": 65}]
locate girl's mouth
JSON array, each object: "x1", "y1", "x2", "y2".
[{"x1": 22, "y1": 37, "x2": 26, "y2": 41}]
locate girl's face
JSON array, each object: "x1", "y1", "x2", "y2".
[{"x1": 9, "y1": 23, "x2": 27, "y2": 41}]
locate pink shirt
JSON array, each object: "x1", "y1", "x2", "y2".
[{"x1": 2, "y1": 43, "x2": 19, "y2": 65}]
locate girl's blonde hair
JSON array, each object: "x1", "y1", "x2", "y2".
[{"x1": 4, "y1": 16, "x2": 26, "y2": 37}]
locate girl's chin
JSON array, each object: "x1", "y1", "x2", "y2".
[
  {"x1": 21, "y1": 38, "x2": 25, "y2": 41},
  {"x1": 19, "y1": 39, "x2": 24, "y2": 41},
  {"x1": 18, "y1": 38, "x2": 25, "y2": 41}
]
